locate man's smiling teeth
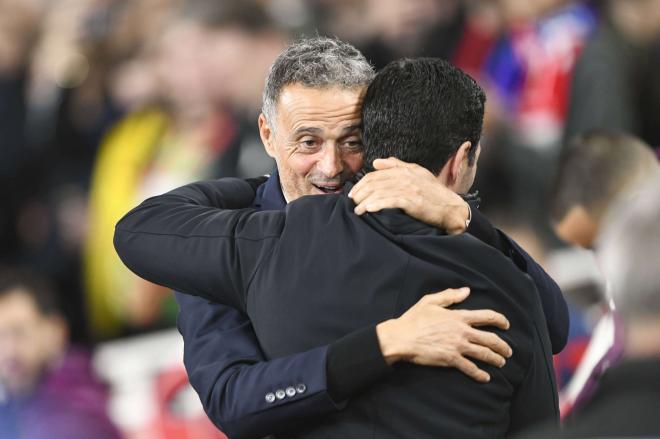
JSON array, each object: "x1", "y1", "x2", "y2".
[{"x1": 314, "y1": 184, "x2": 342, "y2": 193}]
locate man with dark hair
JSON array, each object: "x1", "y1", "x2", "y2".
[
  {"x1": 116, "y1": 57, "x2": 559, "y2": 437},
  {"x1": 0, "y1": 268, "x2": 119, "y2": 439},
  {"x1": 361, "y1": 58, "x2": 485, "y2": 173}
]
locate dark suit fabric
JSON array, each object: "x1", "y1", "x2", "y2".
[
  {"x1": 116, "y1": 182, "x2": 559, "y2": 438},
  {"x1": 168, "y1": 174, "x2": 565, "y2": 438}
]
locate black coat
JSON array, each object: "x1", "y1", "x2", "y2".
[{"x1": 115, "y1": 179, "x2": 559, "y2": 438}]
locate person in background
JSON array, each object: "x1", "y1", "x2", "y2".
[
  {"x1": 533, "y1": 175, "x2": 660, "y2": 437},
  {"x1": 549, "y1": 130, "x2": 659, "y2": 415},
  {"x1": 84, "y1": 0, "x2": 286, "y2": 337},
  {"x1": 565, "y1": 0, "x2": 660, "y2": 149},
  {"x1": 0, "y1": 267, "x2": 120, "y2": 439},
  {"x1": 480, "y1": 0, "x2": 597, "y2": 238},
  {"x1": 552, "y1": 130, "x2": 658, "y2": 249}
]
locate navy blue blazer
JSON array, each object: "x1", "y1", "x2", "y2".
[{"x1": 123, "y1": 174, "x2": 567, "y2": 438}]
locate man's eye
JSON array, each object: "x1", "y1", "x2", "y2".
[
  {"x1": 299, "y1": 139, "x2": 320, "y2": 150},
  {"x1": 343, "y1": 140, "x2": 363, "y2": 150}
]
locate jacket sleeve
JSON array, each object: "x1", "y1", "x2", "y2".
[
  {"x1": 113, "y1": 177, "x2": 282, "y2": 309},
  {"x1": 115, "y1": 177, "x2": 391, "y2": 438},
  {"x1": 176, "y1": 292, "x2": 349, "y2": 438},
  {"x1": 504, "y1": 237, "x2": 569, "y2": 354},
  {"x1": 468, "y1": 207, "x2": 569, "y2": 354}
]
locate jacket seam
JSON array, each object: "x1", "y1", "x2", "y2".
[{"x1": 115, "y1": 227, "x2": 282, "y2": 242}]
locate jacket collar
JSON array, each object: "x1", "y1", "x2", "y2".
[
  {"x1": 253, "y1": 169, "x2": 287, "y2": 211},
  {"x1": 256, "y1": 168, "x2": 469, "y2": 237},
  {"x1": 341, "y1": 181, "x2": 446, "y2": 237}
]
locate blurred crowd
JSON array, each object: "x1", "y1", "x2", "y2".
[{"x1": 0, "y1": 0, "x2": 659, "y2": 437}]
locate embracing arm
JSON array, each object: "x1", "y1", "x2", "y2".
[
  {"x1": 113, "y1": 177, "x2": 387, "y2": 437},
  {"x1": 114, "y1": 177, "x2": 280, "y2": 308},
  {"x1": 115, "y1": 176, "x2": 514, "y2": 437},
  {"x1": 176, "y1": 293, "x2": 392, "y2": 438},
  {"x1": 350, "y1": 158, "x2": 569, "y2": 353}
]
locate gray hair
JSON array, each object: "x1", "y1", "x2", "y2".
[
  {"x1": 261, "y1": 36, "x2": 375, "y2": 125},
  {"x1": 598, "y1": 174, "x2": 660, "y2": 319}
]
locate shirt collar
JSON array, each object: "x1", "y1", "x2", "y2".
[{"x1": 253, "y1": 169, "x2": 287, "y2": 211}]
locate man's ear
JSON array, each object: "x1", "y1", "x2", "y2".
[
  {"x1": 258, "y1": 113, "x2": 276, "y2": 158},
  {"x1": 439, "y1": 141, "x2": 471, "y2": 188}
]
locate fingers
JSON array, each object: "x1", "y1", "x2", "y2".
[
  {"x1": 459, "y1": 309, "x2": 510, "y2": 330},
  {"x1": 372, "y1": 157, "x2": 416, "y2": 170},
  {"x1": 348, "y1": 168, "x2": 403, "y2": 201},
  {"x1": 353, "y1": 192, "x2": 412, "y2": 215},
  {"x1": 463, "y1": 343, "x2": 507, "y2": 368},
  {"x1": 467, "y1": 328, "x2": 513, "y2": 358},
  {"x1": 453, "y1": 357, "x2": 490, "y2": 383},
  {"x1": 349, "y1": 164, "x2": 430, "y2": 202},
  {"x1": 423, "y1": 287, "x2": 470, "y2": 307}
]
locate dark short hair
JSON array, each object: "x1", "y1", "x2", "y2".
[
  {"x1": 551, "y1": 130, "x2": 658, "y2": 223},
  {"x1": 361, "y1": 58, "x2": 486, "y2": 175},
  {"x1": 0, "y1": 267, "x2": 61, "y2": 316}
]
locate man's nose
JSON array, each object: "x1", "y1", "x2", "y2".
[{"x1": 316, "y1": 144, "x2": 343, "y2": 177}]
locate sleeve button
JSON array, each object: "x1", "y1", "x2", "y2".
[
  {"x1": 295, "y1": 383, "x2": 307, "y2": 394},
  {"x1": 265, "y1": 393, "x2": 276, "y2": 403}
]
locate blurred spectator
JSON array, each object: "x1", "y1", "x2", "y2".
[
  {"x1": 565, "y1": 0, "x2": 660, "y2": 149},
  {"x1": 1, "y1": 0, "x2": 141, "y2": 344},
  {"x1": 316, "y1": 0, "x2": 467, "y2": 69},
  {"x1": 452, "y1": 0, "x2": 504, "y2": 77},
  {"x1": 548, "y1": 130, "x2": 659, "y2": 416},
  {"x1": 480, "y1": 0, "x2": 597, "y2": 226},
  {"x1": 0, "y1": 0, "x2": 44, "y2": 260},
  {"x1": 84, "y1": 0, "x2": 288, "y2": 338},
  {"x1": 360, "y1": 0, "x2": 466, "y2": 69},
  {"x1": 534, "y1": 176, "x2": 660, "y2": 437},
  {"x1": 552, "y1": 130, "x2": 659, "y2": 248},
  {"x1": 0, "y1": 267, "x2": 119, "y2": 439}
]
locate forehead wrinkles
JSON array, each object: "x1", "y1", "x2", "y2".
[
  {"x1": 276, "y1": 85, "x2": 363, "y2": 136},
  {"x1": 289, "y1": 110, "x2": 362, "y2": 136}
]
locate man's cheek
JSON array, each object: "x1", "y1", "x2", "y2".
[{"x1": 347, "y1": 152, "x2": 365, "y2": 173}]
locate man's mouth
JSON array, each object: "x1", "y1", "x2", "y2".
[{"x1": 312, "y1": 183, "x2": 344, "y2": 194}]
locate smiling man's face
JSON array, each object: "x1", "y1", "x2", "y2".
[{"x1": 259, "y1": 83, "x2": 366, "y2": 201}]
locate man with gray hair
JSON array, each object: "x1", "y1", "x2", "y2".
[{"x1": 145, "y1": 37, "x2": 567, "y2": 438}]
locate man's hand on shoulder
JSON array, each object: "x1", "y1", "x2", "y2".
[
  {"x1": 375, "y1": 287, "x2": 513, "y2": 383},
  {"x1": 348, "y1": 157, "x2": 470, "y2": 235}
]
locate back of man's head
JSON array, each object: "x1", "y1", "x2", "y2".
[
  {"x1": 262, "y1": 36, "x2": 375, "y2": 125},
  {"x1": 552, "y1": 130, "x2": 658, "y2": 247},
  {"x1": 361, "y1": 57, "x2": 486, "y2": 175}
]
